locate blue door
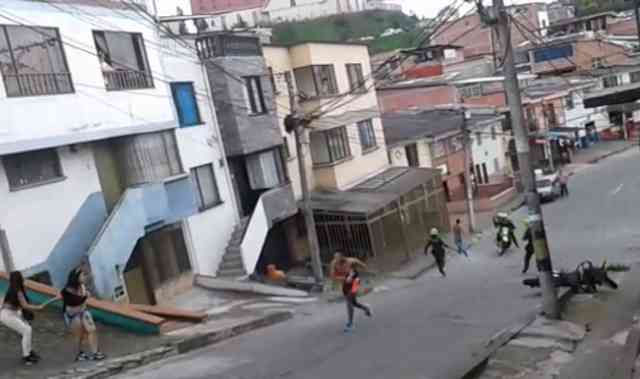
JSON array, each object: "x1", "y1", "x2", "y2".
[{"x1": 171, "y1": 82, "x2": 201, "y2": 127}]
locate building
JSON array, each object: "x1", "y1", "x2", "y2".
[
  {"x1": 399, "y1": 45, "x2": 464, "y2": 80},
  {"x1": 382, "y1": 108, "x2": 515, "y2": 226},
  {"x1": 194, "y1": 33, "x2": 298, "y2": 279},
  {"x1": 0, "y1": 0, "x2": 238, "y2": 305},
  {"x1": 527, "y1": 33, "x2": 632, "y2": 76},
  {"x1": 547, "y1": 1, "x2": 576, "y2": 24},
  {"x1": 263, "y1": 41, "x2": 449, "y2": 268},
  {"x1": 433, "y1": 2, "x2": 548, "y2": 60},
  {"x1": 547, "y1": 12, "x2": 619, "y2": 36}
]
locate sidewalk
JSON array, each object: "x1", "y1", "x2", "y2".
[{"x1": 1, "y1": 287, "x2": 314, "y2": 379}]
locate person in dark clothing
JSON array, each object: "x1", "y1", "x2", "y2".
[
  {"x1": 493, "y1": 213, "x2": 519, "y2": 248},
  {"x1": 342, "y1": 267, "x2": 371, "y2": 332},
  {"x1": 522, "y1": 226, "x2": 535, "y2": 274},
  {"x1": 425, "y1": 228, "x2": 452, "y2": 277}
]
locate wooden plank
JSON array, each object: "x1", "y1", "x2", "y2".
[
  {"x1": 129, "y1": 304, "x2": 207, "y2": 323},
  {"x1": 0, "y1": 271, "x2": 165, "y2": 334}
]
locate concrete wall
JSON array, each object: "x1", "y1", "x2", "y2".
[
  {"x1": 388, "y1": 139, "x2": 433, "y2": 169},
  {"x1": 205, "y1": 55, "x2": 283, "y2": 157},
  {"x1": 0, "y1": 144, "x2": 103, "y2": 272},
  {"x1": 0, "y1": 1, "x2": 176, "y2": 148},
  {"x1": 471, "y1": 121, "x2": 508, "y2": 181},
  {"x1": 377, "y1": 86, "x2": 457, "y2": 113},
  {"x1": 161, "y1": 38, "x2": 239, "y2": 277},
  {"x1": 262, "y1": 45, "x2": 304, "y2": 198}
]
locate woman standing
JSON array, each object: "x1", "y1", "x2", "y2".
[
  {"x1": 61, "y1": 267, "x2": 105, "y2": 361},
  {"x1": 0, "y1": 271, "x2": 48, "y2": 365}
]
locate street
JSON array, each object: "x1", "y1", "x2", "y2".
[{"x1": 119, "y1": 149, "x2": 640, "y2": 379}]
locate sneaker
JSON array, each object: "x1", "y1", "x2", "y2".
[
  {"x1": 28, "y1": 351, "x2": 40, "y2": 362},
  {"x1": 23, "y1": 355, "x2": 38, "y2": 366},
  {"x1": 76, "y1": 352, "x2": 90, "y2": 362},
  {"x1": 90, "y1": 352, "x2": 106, "y2": 361},
  {"x1": 365, "y1": 307, "x2": 372, "y2": 318},
  {"x1": 343, "y1": 323, "x2": 353, "y2": 333}
]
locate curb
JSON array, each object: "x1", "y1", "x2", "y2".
[
  {"x1": 48, "y1": 311, "x2": 293, "y2": 379},
  {"x1": 585, "y1": 144, "x2": 634, "y2": 165},
  {"x1": 457, "y1": 287, "x2": 575, "y2": 379}
]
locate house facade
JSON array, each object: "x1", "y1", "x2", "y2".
[
  {"x1": 0, "y1": 0, "x2": 238, "y2": 305},
  {"x1": 263, "y1": 42, "x2": 449, "y2": 268}
]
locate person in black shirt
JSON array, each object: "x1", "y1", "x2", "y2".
[
  {"x1": 522, "y1": 226, "x2": 535, "y2": 274},
  {"x1": 425, "y1": 228, "x2": 452, "y2": 277}
]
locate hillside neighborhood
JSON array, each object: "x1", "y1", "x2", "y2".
[{"x1": 1, "y1": 0, "x2": 640, "y2": 378}]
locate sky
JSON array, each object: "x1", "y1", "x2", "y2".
[{"x1": 401, "y1": 0, "x2": 556, "y2": 19}]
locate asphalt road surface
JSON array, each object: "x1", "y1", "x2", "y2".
[{"x1": 120, "y1": 149, "x2": 640, "y2": 379}]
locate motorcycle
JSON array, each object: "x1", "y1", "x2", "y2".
[
  {"x1": 522, "y1": 260, "x2": 619, "y2": 293},
  {"x1": 497, "y1": 225, "x2": 511, "y2": 256}
]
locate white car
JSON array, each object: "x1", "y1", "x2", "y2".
[{"x1": 535, "y1": 172, "x2": 561, "y2": 202}]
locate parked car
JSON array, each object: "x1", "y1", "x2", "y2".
[{"x1": 536, "y1": 172, "x2": 561, "y2": 202}]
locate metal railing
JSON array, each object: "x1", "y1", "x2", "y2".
[
  {"x1": 103, "y1": 70, "x2": 153, "y2": 91},
  {"x1": 4, "y1": 73, "x2": 73, "y2": 97}
]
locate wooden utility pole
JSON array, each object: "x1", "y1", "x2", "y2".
[
  {"x1": 460, "y1": 109, "x2": 476, "y2": 234},
  {"x1": 493, "y1": 0, "x2": 559, "y2": 318},
  {"x1": 284, "y1": 75, "x2": 324, "y2": 285}
]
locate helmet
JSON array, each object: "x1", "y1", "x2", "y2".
[
  {"x1": 497, "y1": 212, "x2": 508, "y2": 219},
  {"x1": 430, "y1": 228, "x2": 439, "y2": 236}
]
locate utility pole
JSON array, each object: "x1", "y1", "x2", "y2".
[
  {"x1": 492, "y1": 0, "x2": 559, "y2": 318},
  {"x1": 284, "y1": 75, "x2": 324, "y2": 286},
  {"x1": 634, "y1": 0, "x2": 640, "y2": 51},
  {"x1": 460, "y1": 109, "x2": 476, "y2": 234},
  {"x1": 0, "y1": 227, "x2": 15, "y2": 272}
]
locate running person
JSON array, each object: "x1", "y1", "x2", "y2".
[
  {"x1": 342, "y1": 266, "x2": 371, "y2": 332},
  {"x1": 425, "y1": 228, "x2": 452, "y2": 277}
]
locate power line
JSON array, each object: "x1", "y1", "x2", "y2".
[{"x1": 307, "y1": 1, "x2": 475, "y2": 122}]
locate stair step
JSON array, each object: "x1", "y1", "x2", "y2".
[
  {"x1": 217, "y1": 268, "x2": 247, "y2": 277},
  {"x1": 222, "y1": 255, "x2": 243, "y2": 264},
  {"x1": 219, "y1": 263, "x2": 244, "y2": 272}
]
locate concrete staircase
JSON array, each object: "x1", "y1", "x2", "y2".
[{"x1": 216, "y1": 217, "x2": 250, "y2": 278}]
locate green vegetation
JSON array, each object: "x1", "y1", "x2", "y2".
[
  {"x1": 576, "y1": 0, "x2": 635, "y2": 16},
  {"x1": 271, "y1": 10, "x2": 424, "y2": 53}
]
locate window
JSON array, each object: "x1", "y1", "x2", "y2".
[
  {"x1": 603, "y1": 75, "x2": 619, "y2": 89},
  {"x1": 631, "y1": 71, "x2": 640, "y2": 84},
  {"x1": 170, "y1": 82, "x2": 201, "y2": 127},
  {"x1": 357, "y1": 119, "x2": 377, "y2": 151},
  {"x1": 290, "y1": 0, "x2": 296, "y2": 6},
  {"x1": 405, "y1": 143, "x2": 419, "y2": 167},
  {"x1": 268, "y1": 67, "x2": 278, "y2": 94},
  {"x1": 491, "y1": 126, "x2": 497, "y2": 140},
  {"x1": 293, "y1": 65, "x2": 338, "y2": 99},
  {"x1": 533, "y1": 44, "x2": 573, "y2": 63},
  {"x1": 475, "y1": 131, "x2": 483, "y2": 146},
  {"x1": 449, "y1": 136, "x2": 463, "y2": 152},
  {"x1": 565, "y1": 94, "x2": 575, "y2": 110},
  {"x1": 283, "y1": 137, "x2": 291, "y2": 159},
  {"x1": 431, "y1": 140, "x2": 446, "y2": 158},
  {"x1": 346, "y1": 63, "x2": 365, "y2": 93},
  {"x1": 493, "y1": 157, "x2": 500, "y2": 173},
  {"x1": 244, "y1": 76, "x2": 267, "y2": 114},
  {"x1": 3, "y1": 148, "x2": 64, "y2": 190},
  {"x1": 592, "y1": 57, "x2": 604, "y2": 69},
  {"x1": 460, "y1": 85, "x2": 482, "y2": 98},
  {"x1": 246, "y1": 149, "x2": 286, "y2": 189},
  {"x1": 0, "y1": 25, "x2": 73, "y2": 97},
  {"x1": 191, "y1": 164, "x2": 221, "y2": 210},
  {"x1": 310, "y1": 126, "x2": 351, "y2": 165},
  {"x1": 93, "y1": 31, "x2": 153, "y2": 91},
  {"x1": 284, "y1": 71, "x2": 293, "y2": 98}
]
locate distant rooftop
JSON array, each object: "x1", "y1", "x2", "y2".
[
  {"x1": 382, "y1": 109, "x2": 500, "y2": 147},
  {"x1": 549, "y1": 11, "x2": 619, "y2": 27}
]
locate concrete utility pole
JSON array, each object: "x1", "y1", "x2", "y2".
[
  {"x1": 0, "y1": 227, "x2": 15, "y2": 272},
  {"x1": 634, "y1": 0, "x2": 640, "y2": 51},
  {"x1": 284, "y1": 75, "x2": 324, "y2": 285},
  {"x1": 492, "y1": 0, "x2": 559, "y2": 318},
  {"x1": 460, "y1": 109, "x2": 477, "y2": 234}
]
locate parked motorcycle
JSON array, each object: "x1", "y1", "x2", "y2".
[
  {"x1": 497, "y1": 225, "x2": 511, "y2": 256},
  {"x1": 522, "y1": 260, "x2": 619, "y2": 293}
]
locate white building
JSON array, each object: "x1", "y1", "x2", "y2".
[{"x1": 0, "y1": 0, "x2": 238, "y2": 305}]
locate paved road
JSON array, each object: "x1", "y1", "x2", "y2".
[{"x1": 120, "y1": 149, "x2": 640, "y2": 379}]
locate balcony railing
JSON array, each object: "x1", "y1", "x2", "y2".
[
  {"x1": 3, "y1": 73, "x2": 74, "y2": 97},
  {"x1": 103, "y1": 70, "x2": 153, "y2": 91},
  {"x1": 195, "y1": 34, "x2": 261, "y2": 59}
]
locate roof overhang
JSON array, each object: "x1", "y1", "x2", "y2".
[{"x1": 583, "y1": 82, "x2": 640, "y2": 108}]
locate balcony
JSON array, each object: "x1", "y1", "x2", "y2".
[
  {"x1": 103, "y1": 70, "x2": 153, "y2": 91},
  {"x1": 3, "y1": 73, "x2": 74, "y2": 97},
  {"x1": 195, "y1": 34, "x2": 261, "y2": 59}
]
